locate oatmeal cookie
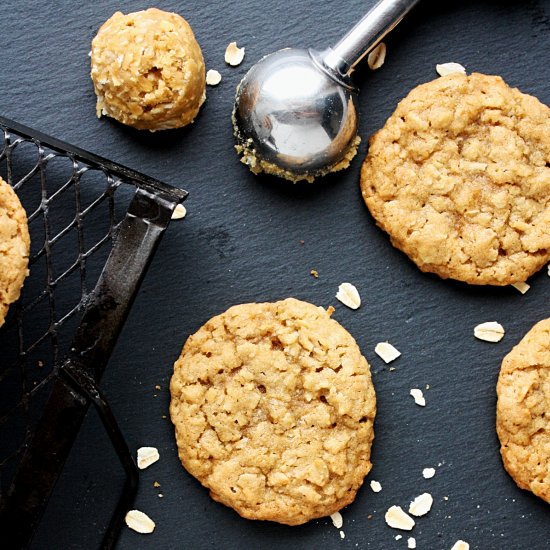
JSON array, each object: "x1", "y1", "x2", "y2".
[
  {"x1": 496, "y1": 318, "x2": 550, "y2": 504},
  {"x1": 360, "y1": 73, "x2": 550, "y2": 285},
  {"x1": 169, "y1": 298, "x2": 376, "y2": 525},
  {"x1": 0, "y1": 176, "x2": 30, "y2": 327},
  {"x1": 91, "y1": 8, "x2": 205, "y2": 131}
]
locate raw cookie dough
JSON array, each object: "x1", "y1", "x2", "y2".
[
  {"x1": 169, "y1": 298, "x2": 376, "y2": 525},
  {"x1": 496, "y1": 318, "x2": 550, "y2": 504},
  {"x1": 360, "y1": 72, "x2": 550, "y2": 285},
  {"x1": 0, "y1": 176, "x2": 30, "y2": 327},
  {"x1": 90, "y1": 8, "x2": 206, "y2": 131}
]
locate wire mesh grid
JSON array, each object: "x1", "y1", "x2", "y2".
[
  {"x1": 0, "y1": 117, "x2": 186, "y2": 547},
  {"x1": 0, "y1": 126, "x2": 136, "y2": 496}
]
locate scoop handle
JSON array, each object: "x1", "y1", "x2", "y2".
[{"x1": 323, "y1": 0, "x2": 420, "y2": 77}]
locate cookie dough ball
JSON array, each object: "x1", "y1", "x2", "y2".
[
  {"x1": 496, "y1": 318, "x2": 550, "y2": 504},
  {"x1": 361, "y1": 72, "x2": 550, "y2": 285},
  {"x1": 170, "y1": 298, "x2": 376, "y2": 525},
  {"x1": 0, "y1": 177, "x2": 30, "y2": 327},
  {"x1": 91, "y1": 8, "x2": 206, "y2": 131}
]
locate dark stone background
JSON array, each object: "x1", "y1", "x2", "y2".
[{"x1": 1, "y1": 0, "x2": 549, "y2": 548}]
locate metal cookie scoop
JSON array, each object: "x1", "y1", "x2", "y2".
[{"x1": 233, "y1": 0, "x2": 419, "y2": 182}]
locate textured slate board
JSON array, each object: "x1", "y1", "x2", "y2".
[{"x1": 1, "y1": 0, "x2": 549, "y2": 548}]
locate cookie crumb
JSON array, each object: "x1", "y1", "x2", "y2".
[
  {"x1": 422, "y1": 467, "x2": 436, "y2": 479},
  {"x1": 435, "y1": 62, "x2": 466, "y2": 76},
  {"x1": 443, "y1": 496, "x2": 449, "y2": 501},
  {"x1": 137, "y1": 447, "x2": 160, "y2": 469},
  {"x1": 375, "y1": 342, "x2": 401, "y2": 363},
  {"x1": 153, "y1": 481, "x2": 161, "y2": 488},
  {"x1": 395, "y1": 535, "x2": 403, "y2": 540},
  {"x1": 408, "y1": 537, "x2": 417, "y2": 549},
  {"x1": 310, "y1": 269, "x2": 319, "y2": 278},
  {"x1": 340, "y1": 530, "x2": 346, "y2": 539},
  {"x1": 367, "y1": 42, "x2": 386, "y2": 70},
  {"x1": 511, "y1": 281, "x2": 530, "y2": 294},
  {"x1": 370, "y1": 480, "x2": 382, "y2": 493},
  {"x1": 336, "y1": 282, "x2": 361, "y2": 309},
  {"x1": 409, "y1": 492, "x2": 433, "y2": 516},
  {"x1": 410, "y1": 388, "x2": 426, "y2": 407},
  {"x1": 171, "y1": 204, "x2": 187, "y2": 220},
  {"x1": 155, "y1": 385, "x2": 161, "y2": 390},
  {"x1": 385, "y1": 505, "x2": 415, "y2": 530},
  {"x1": 206, "y1": 69, "x2": 222, "y2": 86},
  {"x1": 125, "y1": 510, "x2": 155, "y2": 534},
  {"x1": 330, "y1": 511, "x2": 343, "y2": 529},
  {"x1": 450, "y1": 541, "x2": 470, "y2": 550},
  {"x1": 158, "y1": 493, "x2": 164, "y2": 498},
  {"x1": 474, "y1": 321, "x2": 505, "y2": 342},
  {"x1": 326, "y1": 305, "x2": 335, "y2": 316},
  {"x1": 225, "y1": 42, "x2": 245, "y2": 66}
]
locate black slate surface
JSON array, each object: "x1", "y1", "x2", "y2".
[{"x1": 1, "y1": 0, "x2": 549, "y2": 548}]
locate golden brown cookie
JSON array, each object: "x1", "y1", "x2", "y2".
[
  {"x1": 361, "y1": 72, "x2": 550, "y2": 285},
  {"x1": 496, "y1": 318, "x2": 550, "y2": 504},
  {"x1": 91, "y1": 8, "x2": 206, "y2": 131},
  {"x1": 0, "y1": 176, "x2": 30, "y2": 327},
  {"x1": 169, "y1": 298, "x2": 376, "y2": 525}
]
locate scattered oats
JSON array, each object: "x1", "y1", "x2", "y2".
[
  {"x1": 389, "y1": 366, "x2": 396, "y2": 371},
  {"x1": 367, "y1": 42, "x2": 386, "y2": 70},
  {"x1": 370, "y1": 480, "x2": 382, "y2": 493},
  {"x1": 171, "y1": 204, "x2": 187, "y2": 220},
  {"x1": 436, "y1": 62, "x2": 466, "y2": 76},
  {"x1": 137, "y1": 447, "x2": 160, "y2": 470},
  {"x1": 385, "y1": 506, "x2": 415, "y2": 530},
  {"x1": 206, "y1": 69, "x2": 222, "y2": 86},
  {"x1": 409, "y1": 492, "x2": 433, "y2": 516},
  {"x1": 367, "y1": 514, "x2": 373, "y2": 520},
  {"x1": 125, "y1": 510, "x2": 155, "y2": 534},
  {"x1": 426, "y1": 384, "x2": 430, "y2": 390},
  {"x1": 408, "y1": 537, "x2": 417, "y2": 549},
  {"x1": 450, "y1": 541, "x2": 470, "y2": 550},
  {"x1": 310, "y1": 269, "x2": 319, "y2": 278},
  {"x1": 155, "y1": 385, "x2": 161, "y2": 390},
  {"x1": 422, "y1": 467, "x2": 436, "y2": 479},
  {"x1": 410, "y1": 388, "x2": 426, "y2": 407},
  {"x1": 336, "y1": 282, "x2": 361, "y2": 309},
  {"x1": 474, "y1": 321, "x2": 505, "y2": 343},
  {"x1": 375, "y1": 342, "x2": 401, "y2": 363},
  {"x1": 511, "y1": 281, "x2": 530, "y2": 294},
  {"x1": 225, "y1": 42, "x2": 245, "y2": 66},
  {"x1": 395, "y1": 535, "x2": 403, "y2": 540},
  {"x1": 326, "y1": 305, "x2": 335, "y2": 316},
  {"x1": 340, "y1": 531, "x2": 346, "y2": 539},
  {"x1": 330, "y1": 511, "x2": 343, "y2": 529},
  {"x1": 153, "y1": 481, "x2": 161, "y2": 488}
]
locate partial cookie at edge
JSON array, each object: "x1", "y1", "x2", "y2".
[
  {"x1": 496, "y1": 318, "x2": 550, "y2": 504},
  {"x1": 0, "y1": 176, "x2": 30, "y2": 327},
  {"x1": 360, "y1": 72, "x2": 550, "y2": 285}
]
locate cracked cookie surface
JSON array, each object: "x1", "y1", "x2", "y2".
[
  {"x1": 0, "y1": 176, "x2": 30, "y2": 327},
  {"x1": 169, "y1": 298, "x2": 376, "y2": 525},
  {"x1": 497, "y1": 318, "x2": 550, "y2": 504},
  {"x1": 360, "y1": 73, "x2": 550, "y2": 285}
]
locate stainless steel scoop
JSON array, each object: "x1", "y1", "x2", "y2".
[{"x1": 233, "y1": 0, "x2": 419, "y2": 182}]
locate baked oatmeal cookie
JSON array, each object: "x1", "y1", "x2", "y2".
[
  {"x1": 91, "y1": 8, "x2": 205, "y2": 131},
  {"x1": 169, "y1": 298, "x2": 376, "y2": 525},
  {"x1": 496, "y1": 318, "x2": 550, "y2": 504},
  {"x1": 0, "y1": 176, "x2": 30, "y2": 327},
  {"x1": 361, "y1": 72, "x2": 550, "y2": 285}
]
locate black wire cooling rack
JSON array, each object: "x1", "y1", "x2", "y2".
[{"x1": 0, "y1": 116, "x2": 187, "y2": 549}]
